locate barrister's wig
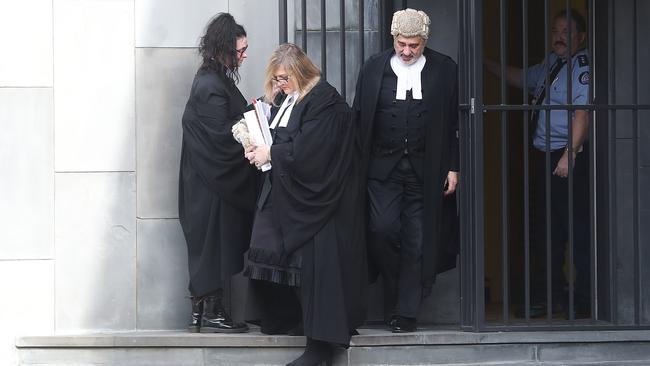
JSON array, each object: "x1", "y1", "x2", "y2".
[{"x1": 390, "y1": 8, "x2": 430, "y2": 40}]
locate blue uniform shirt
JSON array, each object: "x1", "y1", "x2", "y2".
[{"x1": 527, "y1": 49, "x2": 590, "y2": 151}]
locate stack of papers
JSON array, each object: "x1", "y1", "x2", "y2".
[{"x1": 243, "y1": 99, "x2": 273, "y2": 171}]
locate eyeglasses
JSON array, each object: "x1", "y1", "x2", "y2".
[
  {"x1": 271, "y1": 75, "x2": 290, "y2": 84},
  {"x1": 236, "y1": 45, "x2": 248, "y2": 55}
]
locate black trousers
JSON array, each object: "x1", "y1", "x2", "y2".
[
  {"x1": 368, "y1": 157, "x2": 424, "y2": 319},
  {"x1": 249, "y1": 279, "x2": 302, "y2": 334},
  {"x1": 531, "y1": 146, "x2": 591, "y2": 309}
]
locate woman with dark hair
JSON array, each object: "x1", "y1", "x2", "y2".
[
  {"x1": 244, "y1": 43, "x2": 367, "y2": 366},
  {"x1": 178, "y1": 12, "x2": 257, "y2": 333}
]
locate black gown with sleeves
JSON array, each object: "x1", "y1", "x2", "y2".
[
  {"x1": 244, "y1": 80, "x2": 367, "y2": 346},
  {"x1": 178, "y1": 68, "x2": 259, "y2": 297}
]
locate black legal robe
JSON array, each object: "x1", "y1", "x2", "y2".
[
  {"x1": 251, "y1": 80, "x2": 367, "y2": 346},
  {"x1": 178, "y1": 68, "x2": 259, "y2": 297},
  {"x1": 353, "y1": 48, "x2": 460, "y2": 290}
]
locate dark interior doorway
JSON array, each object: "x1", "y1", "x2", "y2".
[{"x1": 481, "y1": 0, "x2": 591, "y2": 323}]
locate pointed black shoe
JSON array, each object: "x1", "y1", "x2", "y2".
[
  {"x1": 199, "y1": 295, "x2": 249, "y2": 333},
  {"x1": 286, "y1": 338, "x2": 333, "y2": 366},
  {"x1": 387, "y1": 315, "x2": 398, "y2": 330},
  {"x1": 188, "y1": 296, "x2": 203, "y2": 333},
  {"x1": 391, "y1": 316, "x2": 417, "y2": 333}
]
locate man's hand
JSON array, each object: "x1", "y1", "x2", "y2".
[
  {"x1": 553, "y1": 150, "x2": 576, "y2": 178},
  {"x1": 444, "y1": 171, "x2": 459, "y2": 196}
]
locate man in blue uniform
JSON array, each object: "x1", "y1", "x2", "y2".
[{"x1": 486, "y1": 9, "x2": 591, "y2": 318}]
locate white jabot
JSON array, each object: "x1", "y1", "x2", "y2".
[
  {"x1": 390, "y1": 54, "x2": 426, "y2": 100},
  {"x1": 269, "y1": 92, "x2": 299, "y2": 129}
]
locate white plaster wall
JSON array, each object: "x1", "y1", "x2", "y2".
[
  {"x1": 53, "y1": 0, "x2": 135, "y2": 172},
  {"x1": 0, "y1": 89, "x2": 54, "y2": 260},
  {"x1": 135, "y1": 0, "x2": 227, "y2": 48},
  {"x1": 0, "y1": 1, "x2": 53, "y2": 86},
  {"x1": 135, "y1": 48, "x2": 199, "y2": 219},
  {"x1": 55, "y1": 172, "x2": 137, "y2": 333},
  {"x1": 231, "y1": 0, "x2": 281, "y2": 101},
  {"x1": 136, "y1": 219, "x2": 189, "y2": 330},
  {"x1": 0, "y1": 261, "x2": 55, "y2": 366}
]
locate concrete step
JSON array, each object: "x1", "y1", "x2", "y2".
[{"x1": 16, "y1": 326, "x2": 650, "y2": 366}]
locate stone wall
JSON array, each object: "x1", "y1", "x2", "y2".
[{"x1": 0, "y1": 1, "x2": 279, "y2": 364}]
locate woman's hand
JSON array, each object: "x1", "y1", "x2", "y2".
[{"x1": 245, "y1": 145, "x2": 270, "y2": 170}]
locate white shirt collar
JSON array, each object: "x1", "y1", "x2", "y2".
[
  {"x1": 270, "y1": 92, "x2": 299, "y2": 129},
  {"x1": 390, "y1": 54, "x2": 426, "y2": 100}
]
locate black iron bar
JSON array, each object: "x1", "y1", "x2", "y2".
[
  {"x1": 587, "y1": 0, "x2": 596, "y2": 321},
  {"x1": 279, "y1": 0, "x2": 288, "y2": 44},
  {"x1": 499, "y1": 0, "x2": 510, "y2": 324},
  {"x1": 632, "y1": 0, "x2": 641, "y2": 326},
  {"x1": 474, "y1": 0, "x2": 487, "y2": 330},
  {"x1": 340, "y1": 0, "x2": 346, "y2": 99},
  {"x1": 607, "y1": 0, "x2": 618, "y2": 325},
  {"x1": 359, "y1": 0, "x2": 364, "y2": 67},
  {"x1": 321, "y1": 0, "x2": 327, "y2": 79},
  {"x1": 379, "y1": 0, "x2": 386, "y2": 51},
  {"x1": 522, "y1": 0, "x2": 531, "y2": 323},
  {"x1": 481, "y1": 104, "x2": 650, "y2": 111},
  {"x1": 301, "y1": 0, "x2": 307, "y2": 51},
  {"x1": 565, "y1": 0, "x2": 575, "y2": 323},
  {"x1": 544, "y1": 0, "x2": 553, "y2": 324}
]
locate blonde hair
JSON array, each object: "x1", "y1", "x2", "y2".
[{"x1": 263, "y1": 43, "x2": 321, "y2": 105}]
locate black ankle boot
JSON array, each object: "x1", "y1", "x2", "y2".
[
  {"x1": 286, "y1": 338, "x2": 333, "y2": 366},
  {"x1": 199, "y1": 293, "x2": 249, "y2": 333},
  {"x1": 188, "y1": 296, "x2": 203, "y2": 333}
]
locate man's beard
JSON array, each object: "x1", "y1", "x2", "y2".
[{"x1": 399, "y1": 53, "x2": 417, "y2": 65}]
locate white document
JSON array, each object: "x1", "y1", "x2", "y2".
[{"x1": 243, "y1": 99, "x2": 273, "y2": 171}]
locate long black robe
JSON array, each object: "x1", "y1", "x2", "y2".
[
  {"x1": 178, "y1": 68, "x2": 259, "y2": 297},
  {"x1": 248, "y1": 80, "x2": 367, "y2": 346},
  {"x1": 352, "y1": 48, "x2": 459, "y2": 290}
]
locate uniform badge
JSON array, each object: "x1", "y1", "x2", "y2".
[
  {"x1": 577, "y1": 55, "x2": 589, "y2": 67},
  {"x1": 579, "y1": 71, "x2": 590, "y2": 85}
]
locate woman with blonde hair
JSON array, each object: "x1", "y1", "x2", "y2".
[{"x1": 244, "y1": 43, "x2": 366, "y2": 366}]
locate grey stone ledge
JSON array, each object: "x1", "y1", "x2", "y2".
[{"x1": 16, "y1": 328, "x2": 650, "y2": 349}]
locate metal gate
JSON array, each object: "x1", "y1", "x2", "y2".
[
  {"x1": 459, "y1": 0, "x2": 650, "y2": 331},
  {"x1": 276, "y1": 0, "x2": 650, "y2": 332}
]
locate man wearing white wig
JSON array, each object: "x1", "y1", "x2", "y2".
[{"x1": 353, "y1": 8, "x2": 459, "y2": 333}]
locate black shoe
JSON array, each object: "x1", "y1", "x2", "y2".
[
  {"x1": 386, "y1": 315, "x2": 398, "y2": 330},
  {"x1": 288, "y1": 322, "x2": 304, "y2": 336},
  {"x1": 188, "y1": 296, "x2": 203, "y2": 333},
  {"x1": 286, "y1": 338, "x2": 333, "y2": 366},
  {"x1": 199, "y1": 294, "x2": 249, "y2": 333},
  {"x1": 391, "y1": 316, "x2": 417, "y2": 333}
]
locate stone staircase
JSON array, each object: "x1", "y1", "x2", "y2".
[{"x1": 16, "y1": 326, "x2": 650, "y2": 365}]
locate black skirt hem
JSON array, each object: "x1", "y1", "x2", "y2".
[{"x1": 243, "y1": 264, "x2": 301, "y2": 287}]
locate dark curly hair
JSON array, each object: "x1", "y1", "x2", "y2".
[{"x1": 199, "y1": 13, "x2": 246, "y2": 84}]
